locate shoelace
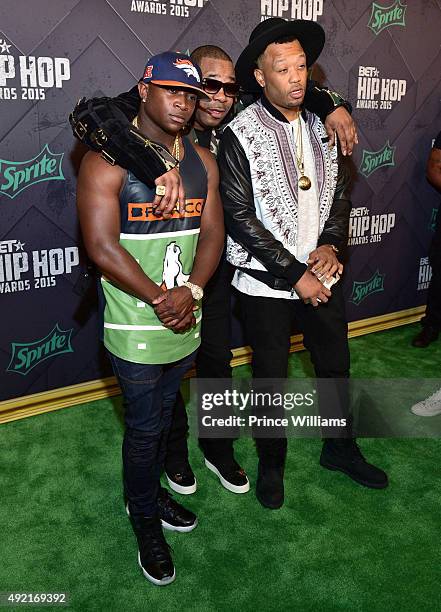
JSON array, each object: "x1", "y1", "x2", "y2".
[
  {"x1": 353, "y1": 442, "x2": 365, "y2": 461},
  {"x1": 141, "y1": 522, "x2": 171, "y2": 562},
  {"x1": 334, "y1": 439, "x2": 365, "y2": 461},
  {"x1": 347, "y1": 440, "x2": 365, "y2": 462},
  {"x1": 157, "y1": 491, "x2": 179, "y2": 518}
]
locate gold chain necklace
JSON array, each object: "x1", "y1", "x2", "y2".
[
  {"x1": 132, "y1": 115, "x2": 180, "y2": 165},
  {"x1": 172, "y1": 133, "x2": 180, "y2": 164},
  {"x1": 293, "y1": 115, "x2": 311, "y2": 191}
]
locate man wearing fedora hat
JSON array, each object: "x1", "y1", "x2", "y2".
[
  {"x1": 70, "y1": 43, "x2": 358, "y2": 499},
  {"x1": 218, "y1": 18, "x2": 388, "y2": 509}
]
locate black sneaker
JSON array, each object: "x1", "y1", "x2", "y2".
[
  {"x1": 126, "y1": 490, "x2": 197, "y2": 533},
  {"x1": 320, "y1": 439, "x2": 388, "y2": 489},
  {"x1": 204, "y1": 458, "x2": 250, "y2": 494},
  {"x1": 132, "y1": 515, "x2": 175, "y2": 586},
  {"x1": 157, "y1": 488, "x2": 198, "y2": 533},
  {"x1": 165, "y1": 464, "x2": 197, "y2": 495},
  {"x1": 256, "y1": 462, "x2": 284, "y2": 509}
]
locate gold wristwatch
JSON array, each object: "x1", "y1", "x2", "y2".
[{"x1": 183, "y1": 281, "x2": 204, "y2": 300}]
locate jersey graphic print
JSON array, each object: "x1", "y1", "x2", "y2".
[{"x1": 161, "y1": 242, "x2": 190, "y2": 290}]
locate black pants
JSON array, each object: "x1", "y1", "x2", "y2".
[
  {"x1": 238, "y1": 283, "x2": 351, "y2": 466},
  {"x1": 108, "y1": 351, "x2": 195, "y2": 518},
  {"x1": 422, "y1": 211, "x2": 441, "y2": 330},
  {"x1": 165, "y1": 258, "x2": 235, "y2": 472}
]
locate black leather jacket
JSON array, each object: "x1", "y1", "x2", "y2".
[{"x1": 218, "y1": 96, "x2": 352, "y2": 291}]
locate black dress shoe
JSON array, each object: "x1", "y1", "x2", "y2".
[
  {"x1": 412, "y1": 326, "x2": 439, "y2": 348},
  {"x1": 132, "y1": 515, "x2": 175, "y2": 586},
  {"x1": 320, "y1": 439, "x2": 388, "y2": 489},
  {"x1": 255, "y1": 462, "x2": 284, "y2": 509},
  {"x1": 165, "y1": 464, "x2": 197, "y2": 495},
  {"x1": 157, "y1": 488, "x2": 198, "y2": 532},
  {"x1": 204, "y1": 458, "x2": 250, "y2": 494}
]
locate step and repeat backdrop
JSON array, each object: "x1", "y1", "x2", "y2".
[{"x1": 0, "y1": 0, "x2": 440, "y2": 402}]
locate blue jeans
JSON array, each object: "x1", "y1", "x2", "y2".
[{"x1": 108, "y1": 351, "x2": 196, "y2": 520}]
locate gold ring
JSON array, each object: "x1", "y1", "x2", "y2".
[{"x1": 155, "y1": 185, "x2": 166, "y2": 197}]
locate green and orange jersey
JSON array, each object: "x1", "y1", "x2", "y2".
[{"x1": 100, "y1": 137, "x2": 207, "y2": 364}]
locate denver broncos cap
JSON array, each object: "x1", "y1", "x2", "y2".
[{"x1": 141, "y1": 51, "x2": 209, "y2": 99}]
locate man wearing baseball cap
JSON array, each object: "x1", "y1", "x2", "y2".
[
  {"x1": 70, "y1": 43, "x2": 357, "y2": 500},
  {"x1": 218, "y1": 19, "x2": 388, "y2": 509},
  {"x1": 76, "y1": 51, "x2": 224, "y2": 585}
]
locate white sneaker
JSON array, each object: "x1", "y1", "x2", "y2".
[{"x1": 411, "y1": 388, "x2": 441, "y2": 416}]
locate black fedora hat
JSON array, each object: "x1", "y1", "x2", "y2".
[{"x1": 236, "y1": 18, "x2": 325, "y2": 92}]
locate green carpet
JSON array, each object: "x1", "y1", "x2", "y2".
[{"x1": 1, "y1": 323, "x2": 440, "y2": 611}]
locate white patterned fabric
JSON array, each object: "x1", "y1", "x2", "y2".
[{"x1": 226, "y1": 99, "x2": 339, "y2": 300}]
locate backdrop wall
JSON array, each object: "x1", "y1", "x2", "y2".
[{"x1": 1, "y1": 0, "x2": 440, "y2": 403}]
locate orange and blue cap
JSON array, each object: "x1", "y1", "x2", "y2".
[{"x1": 141, "y1": 51, "x2": 209, "y2": 99}]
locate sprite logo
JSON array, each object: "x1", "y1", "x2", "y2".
[
  {"x1": 0, "y1": 144, "x2": 64, "y2": 200},
  {"x1": 359, "y1": 141, "x2": 395, "y2": 178},
  {"x1": 6, "y1": 324, "x2": 73, "y2": 376},
  {"x1": 350, "y1": 270, "x2": 385, "y2": 306},
  {"x1": 368, "y1": 0, "x2": 407, "y2": 35}
]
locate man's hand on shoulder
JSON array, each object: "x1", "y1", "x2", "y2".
[
  {"x1": 153, "y1": 167, "x2": 186, "y2": 219},
  {"x1": 325, "y1": 107, "x2": 358, "y2": 156},
  {"x1": 152, "y1": 142, "x2": 218, "y2": 221}
]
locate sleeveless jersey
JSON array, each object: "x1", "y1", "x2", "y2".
[{"x1": 101, "y1": 137, "x2": 207, "y2": 364}]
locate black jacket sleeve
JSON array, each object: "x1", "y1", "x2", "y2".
[
  {"x1": 110, "y1": 85, "x2": 141, "y2": 118},
  {"x1": 70, "y1": 86, "x2": 139, "y2": 148},
  {"x1": 218, "y1": 126, "x2": 307, "y2": 286},
  {"x1": 304, "y1": 80, "x2": 352, "y2": 123},
  {"x1": 69, "y1": 86, "x2": 173, "y2": 187},
  {"x1": 317, "y1": 152, "x2": 352, "y2": 253}
]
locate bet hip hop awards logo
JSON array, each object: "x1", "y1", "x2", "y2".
[
  {"x1": 0, "y1": 38, "x2": 70, "y2": 101},
  {"x1": 260, "y1": 0, "x2": 324, "y2": 22}
]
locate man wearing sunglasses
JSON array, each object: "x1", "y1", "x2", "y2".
[
  {"x1": 70, "y1": 44, "x2": 358, "y2": 498},
  {"x1": 190, "y1": 47, "x2": 241, "y2": 155}
]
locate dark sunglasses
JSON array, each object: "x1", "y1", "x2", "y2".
[{"x1": 201, "y1": 78, "x2": 240, "y2": 98}]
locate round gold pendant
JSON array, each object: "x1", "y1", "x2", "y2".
[{"x1": 298, "y1": 175, "x2": 311, "y2": 190}]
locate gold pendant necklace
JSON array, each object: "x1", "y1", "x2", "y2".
[
  {"x1": 293, "y1": 115, "x2": 311, "y2": 191},
  {"x1": 298, "y1": 175, "x2": 312, "y2": 190},
  {"x1": 132, "y1": 116, "x2": 180, "y2": 165}
]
